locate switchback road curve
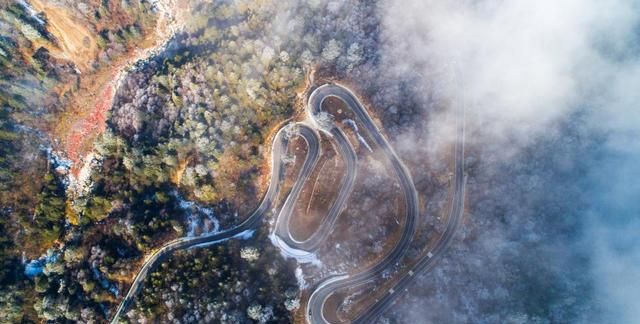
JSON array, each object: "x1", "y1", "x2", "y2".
[
  {"x1": 112, "y1": 82, "x2": 463, "y2": 324},
  {"x1": 110, "y1": 123, "x2": 318, "y2": 323},
  {"x1": 305, "y1": 84, "x2": 420, "y2": 324},
  {"x1": 272, "y1": 104, "x2": 358, "y2": 254},
  {"x1": 352, "y1": 68, "x2": 466, "y2": 323}
]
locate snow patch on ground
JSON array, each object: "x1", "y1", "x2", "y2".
[
  {"x1": 23, "y1": 249, "x2": 60, "y2": 278},
  {"x1": 268, "y1": 234, "x2": 323, "y2": 267},
  {"x1": 174, "y1": 192, "x2": 221, "y2": 237},
  {"x1": 312, "y1": 111, "x2": 336, "y2": 133},
  {"x1": 343, "y1": 119, "x2": 373, "y2": 152},
  {"x1": 295, "y1": 267, "x2": 308, "y2": 289},
  {"x1": 234, "y1": 229, "x2": 255, "y2": 240},
  {"x1": 67, "y1": 152, "x2": 100, "y2": 196}
]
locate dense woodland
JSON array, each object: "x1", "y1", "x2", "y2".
[
  {"x1": 0, "y1": 0, "x2": 430, "y2": 321},
  {"x1": 0, "y1": 0, "x2": 161, "y2": 250},
  {"x1": 0, "y1": 0, "x2": 610, "y2": 323},
  {"x1": 0, "y1": 0, "x2": 169, "y2": 321},
  {"x1": 0, "y1": 0, "x2": 383, "y2": 322},
  {"x1": 127, "y1": 230, "x2": 300, "y2": 323}
]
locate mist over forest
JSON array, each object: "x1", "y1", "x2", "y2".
[
  {"x1": 0, "y1": 0, "x2": 638, "y2": 323},
  {"x1": 377, "y1": 0, "x2": 640, "y2": 323}
]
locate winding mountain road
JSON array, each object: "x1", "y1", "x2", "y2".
[
  {"x1": 110, "y1": 123, "x2": 315, "y2": 323},
  {"x1": 352, "y1": 70, "x2": 466, "y2": 323},
  {"x1": 272, "y1": 97, "x2": 358, "y2": 255},
  {"x1": 111, "y1": 82, "x2": 465, "y2": 324},
  {"x1": 302, "y1": 84, "x2": 420, "y2": 324}
]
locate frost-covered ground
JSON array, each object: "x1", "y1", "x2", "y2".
[{"x1": 174, "y1": 192, "x2": 221, "y2": 237}]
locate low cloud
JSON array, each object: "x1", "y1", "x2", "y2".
[
  {"x1": 379, "y1": 0, "x2": 640, "y2": 322},
  {"x1": 585, "y1": 58, "x2": 640, "y2": 323},
  {"x1": 381, "y1": 0, "x2": 638, "y2": 155}
]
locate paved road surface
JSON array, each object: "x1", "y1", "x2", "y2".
[
  {"x1": 305, "y1": 84, "x2": 420, "y2": 324},
  {"x1": 111, "y1": 82, "x2": 464, "y2": 324},
  {"x1": 352, "y1": 69, "x2": 466, "y2": 323},
  {"x1": 273, "y1": 107, "x2": 357, "y2": 254},
  {"x1": 109, "y1": 123, "x2": 317, "y2": 323}
]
